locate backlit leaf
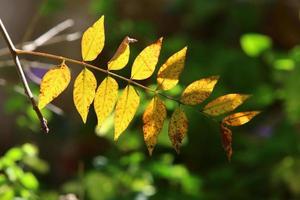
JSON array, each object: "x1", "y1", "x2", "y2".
[
  {"x1": 157, "y1": 47, "x2": 187, "y2": 90},
  {"x1": 203, "y1": 94, "x2": 250, "y2": 116},
  {"x1": 131, "y1": 38, "x2": 162, "y2": 80},
  {"x1": 223, "y1": 111, "x2": 260, "y2": 126},
  {"x1": 114, "y1": 85, "x2": 140, "y2": 140},
  {"x1": 81, "y1": 16, "x2": 105, "y2": 61},
  {"x1": 108, "y1": 36, "x2": 136, "y2": 70},
  {"x1": 168, "y1": 107, "x2": 188, "y2": 153},
  {"x1": 180, "y1": 76, "x2": 219, "y2": 105},
  {"x1": 73, "y1": 68, "x2": 97, "y2": 123},
  {"x1": 94, "y1": 77, "x2": 119, "y2": 128},
  {"x1": 220, "y1": 123, "x2": 233, "y2": 161},
  {"x1": 38, "y1": 61, "x2": 70, "y2": 109},
  {"x1": 142, "y1": 96, "x2": 167, "y2": 155}
]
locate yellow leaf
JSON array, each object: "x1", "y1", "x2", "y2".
[
  {"x1": 180, "y1": 76, "x2": 219, "y2": 105},
  {"x1": 94, "y1": 77, "x2": 119, "y2": 128},
  {"x1": 223, "y1": 111, "x2": 260, "y2": 126},
  {"x1": 38, "y1": 61, "x2": 70, "y2": 109},
  {"x1": 168, "y1": 107, "x2": 188, "y2": 153},
  {"x1": 73, "y1": 68, "x2": 97, "y2": 123},
  {"x1": 203, "y1": 94, "x2": 250, "y2": 116},
  {"x1": 81, "y1": 16, "x2": 105, "y2": 61},
  {"x1": 108, "y1": 37, "x2": 136, "y2": 70},
  {"x1": 142, "y1": 96, "x2": 167, "y2": 155},
  {"x1": 220, "y1": 123, "x2": 233, "y2": 161},
  {"x1": 157, "y1": 47, "x2": 187, "y2": 91},
  {"x1": 131, "y1": 38, "x2": 163, "y2": 80},
  {"x1": 114, "y1": 85, "x2": 140, "y2": 140}
]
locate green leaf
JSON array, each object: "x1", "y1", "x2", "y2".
[
  {"x1": 240, "y1": 33, "x2": 272, "y2": 57},
  {"x1": 273, "y1": 58, "x2": 295, "y2": 71},
  {"x1": 20, "y1": 172, "x2": 39, "y2": 190}
]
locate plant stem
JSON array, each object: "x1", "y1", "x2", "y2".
[
  {"x1": 15, "y1": 49, "x2": 180, "y2": 101},
  {"x1": 15, "y1": 49, "x2": 219, "y2": 124},
  {"x1": 0, "y1": 19, "x2": 49, "y2": 133}
]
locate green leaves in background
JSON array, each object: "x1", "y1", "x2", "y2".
[{"x1": 240, "y1": 33, "x2": 272, "y2": 57}]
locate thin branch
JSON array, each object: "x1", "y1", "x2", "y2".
[
  {"x1": 22, "y1": 19, "x2": 75, "y2": 51},
  {"x1": 0, "y1": 18, "x2": 49, "y2": 133},
  {"x1": 0, "y1": 19, "x2": 78, "y2": 57}
]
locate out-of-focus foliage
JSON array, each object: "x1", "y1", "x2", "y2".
[
  {"x1": 0, "y1": 144, "x2": 48, "y2": 200},
  {"x1": 43, "y1": 152, "x2": 203, "y2": 200}
]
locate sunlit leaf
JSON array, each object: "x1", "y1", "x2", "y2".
[
  {"x1": 114, "y1": 85, "x2": 140, "y2": 140},
  {"x1": 73, "y1": 68, "x2": 97, "y2": 123},
  {"x1": 38, "y1": 61, "x2": 70, "y2": 109},
  {"x1": 168, "y1": 107, "x2": 188, "y2": 153},
  {"x1": 157, "y1": 47, "x2": 187, "y2": 90},
  {"x1": 20, "y1": 172, "x2": 39, "y2": 190},
  {"x1": 131, "y1": 37, "x2": 163, "y2": 80},
  {"x1": 273, "y1": 58, "x2": 295, "y2": 71},
  {"x1": 94, "y1": 77, "x2": 119, "y2": 128},
  {"x1": 108, "y1": 36, "x2": 137, "y2": 70},
  {"x1": 240, "y1": 33, "x2": 272, "y2": 57},
  {"x1": 220, "y1": 123, "x2": 232, "y2": 161},
  {"x1": 81, "y1": 15, "x2": 105, "y2": 61},
  {"x1": 223, "y1": 111, "x2": 260, "y2": 126},
  {"x1": 142, "y1": 96, "x2": 167, "y2": 155},
  {"x1": 203, "y1": 94, "x2": 250, "y2": 116},
  {"x1": 180, "y1": 76, "x2": 219, "y2": 105}
]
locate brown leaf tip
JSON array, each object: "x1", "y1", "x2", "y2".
[
  {"x1": 127, "y1": 36, "x2": 138, "y2": 43},
  {"x1": 157, "y1": 37, "x2": 163, "y2": 44}
]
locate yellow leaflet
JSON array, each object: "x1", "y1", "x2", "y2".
[
  {"x1": 180, "y1": 76, "x2": 219, "y2": 105},
  {"x1": 223, "y1": 111, "x2": 260, "y2": 126},
  {"x1": 38, "y1": 61, "x2": 70, "y2": 109},
  {"x1": 73, "y1": 68, "x2": 97, "y2": 123},
  {"x1": 131, "y1": 38, "x2": 163, "y2": 80},
  {"x1": 94, "y1": 77, "x2": 119, "y2": 128},
  {"x1": 81, "y1": 16, "x2": 105, "y2": 61},
  {"x1": 114, "y1": 85, "x2": 140, "y2": 140},
  {"x1": 168, "y1": 107, "x2": 188, "y2": 153},
  {"x1": 108, "y1": 37, "x2": 133, "y2": 70},
  {"x1": 157, "y1": 47, "x2": 187, "y2": 91},
  {"x1": 203, "y1": 94, "x2": 250, "y2": 116},
  {"x1": 142, "y1": 96, "x2": 167, "y2": 155},
  {"x1": 220, "y1": 123, "x2": 233, "y2": 161}
]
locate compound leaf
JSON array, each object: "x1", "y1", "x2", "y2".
[
  {"x1": 180, "y1": 76, "x2": 219, "y2": 105},
  {"x1": 73, "y1": 68, "x2": 97, "y2": 123},
  {"x1": 131, "y1": 38, "x2": 162, "y2": 80},
  {"x1": 81, "y1": 15, "x2": 105, "y2": 61},
  {"x1": 38, "y1": 61, "x2": 70, "y2": 109},
  {"x1": 94, "y1": 76, "x2": 119, "y2": 128},
  {"x1": 168, "y1": 107, "x2": 188, "y2": 153},
  {"x1": 223, "y1": 111, "x2": 260, "y2": 126},
  {"x1": 157, "y1": 47, "x2": 187, "y2": 90},
  {"x1": 108, "y1": 36, "x2": 136, "y2": 70},
  {"x1": 114, "y1": 85, "x2": 140, "y2": 140},
  {"x1": 142, "y1": 96, "x2": 167, "y2": 155},
  {"x1": 203, "y1": 94, "x2": 250, "y2": 116}
]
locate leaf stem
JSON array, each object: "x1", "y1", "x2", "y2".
[{"x1": 15, "y1": 48, "x2": 219, "y2": 124}]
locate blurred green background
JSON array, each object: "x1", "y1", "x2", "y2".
[{"x1": 1, "y1": 0, "x2": 300, "y2": 199}]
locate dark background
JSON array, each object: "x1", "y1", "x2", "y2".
[{"x1": 1, "y1": 0, "x2": 300, "y2": 199}]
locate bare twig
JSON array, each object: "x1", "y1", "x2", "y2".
[
  {"x1": 22, "y1": 19, "x2": 75, "y2": 51},
  {"x1": 0, "y1": 18, "x2": 49, "y2": 133},
  {"x1": 0, "y1": 19, "x2": 78, "y2": 57}
]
